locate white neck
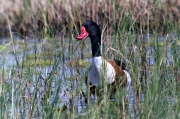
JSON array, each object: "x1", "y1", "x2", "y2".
[{"x1": 91, "y1": 56, "x2": 103, "y2": 66}]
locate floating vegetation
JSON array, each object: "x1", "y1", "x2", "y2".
[
  {"x1": 21, "y1": 58, "x2": 54, "y2": 67},
  {"x1": 26, "y1": 52, "x2": 54, "y2": 60},
  {"x1": 66, "y1": 59, "x2": 90, "y2": 67},
  {"x1": 19, "y1": 52, "x2": 55, "y2": 67},
  {"x1": 0, "y1": 43, "x2": 10, "y2": 53},
  {"x1": 149, "y1": 41, "x2": 166, "y2": 47}
]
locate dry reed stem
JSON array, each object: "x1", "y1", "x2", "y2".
[{"x1": 0, "y1": 0, "x2": 179, "y2": 37}]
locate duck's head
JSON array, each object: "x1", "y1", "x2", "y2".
[{"x1": 76, "y1": 21, "x2": 101, "y2": 40}]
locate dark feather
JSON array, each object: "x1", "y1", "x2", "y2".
[{"x1": 113, "y1": 59, "x2": 126, "y2": 70}]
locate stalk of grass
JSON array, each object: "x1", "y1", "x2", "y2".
[
  {"x1": 0, "y1": 0, "x2": 179, "y2": 37},
  {"x1": 1, "y1": 0, "x2": 180, "y2": 118},
  {"x1": 0, "y1": 58, "x2": 6, "y2": 119}
]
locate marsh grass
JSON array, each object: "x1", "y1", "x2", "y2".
[
  {"x1": 0, "y1": 0, "x2": 180, "y2": 119},
  {"x1": 0, "y1": 0, "x2": 179, "y2": 37}
]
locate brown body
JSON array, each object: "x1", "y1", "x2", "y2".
[{"x1": 107, "y1": 60, "x2": 127, "y2": 93}]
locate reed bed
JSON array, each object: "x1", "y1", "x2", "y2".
[
  {"x1": 0, "y1": 0, "x2": 180, "y2": 119},
  {"x1": 0, "y1": 0, "x2": 179, "y2": 37}
]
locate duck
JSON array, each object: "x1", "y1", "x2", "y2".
[{"x1": 76, "y1": 21, "x2": 132, "y2": 103}]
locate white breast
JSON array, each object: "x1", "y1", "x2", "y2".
[{"x1": 88, "y1": 56, "x2": 116, "y2": 86}]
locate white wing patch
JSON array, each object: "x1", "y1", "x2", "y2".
[{"x1": 89, "y1": 56, "x2": 116, "y2": 86}]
